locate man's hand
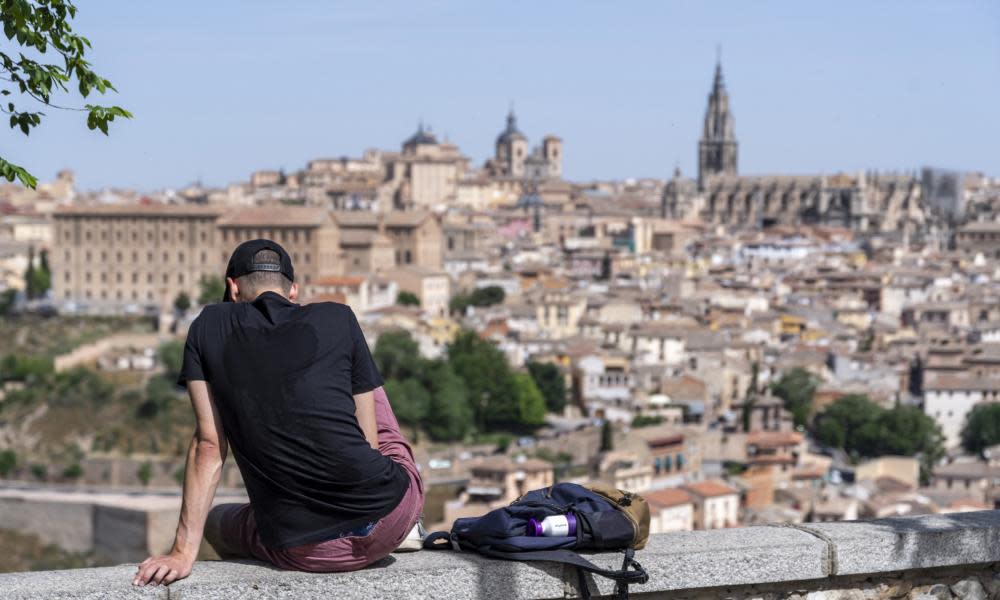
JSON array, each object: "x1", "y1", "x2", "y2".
[{"x1": 133, "y1": 550, "x2": 194, "y2": 586}]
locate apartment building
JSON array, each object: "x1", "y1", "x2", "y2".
[{"x1": 52, "y1": 204, "x2": 224, "y2": 311}]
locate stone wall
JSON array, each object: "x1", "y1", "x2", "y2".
[{"x1": 0, "y1": 510, "x2": 997, "y2": 599}]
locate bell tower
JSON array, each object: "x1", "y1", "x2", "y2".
[{"x1": 698, "y1": 51, "x2": 738, "y2": 189}]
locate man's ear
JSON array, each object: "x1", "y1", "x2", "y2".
[
  {"x1": 226, "y1": 277, "x2": 239, "y2": 302},
  {"x1": 288, "y1": 282, "x2": 299, "y2": 301}
]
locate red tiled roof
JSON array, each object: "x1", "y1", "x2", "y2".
[
  {"x1": 684, "y1": 480, "x2": 738, "y2": 498},
  {"x1": 218, "y1": 206, "x2": 330, "y2": 227},
  {"x1": 644, "y1": 488, "x2": 693, "y2": 508}
]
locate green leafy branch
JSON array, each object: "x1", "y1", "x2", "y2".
[{"x1": 0, "y1": 0, "x2": 132, "y2": 188}]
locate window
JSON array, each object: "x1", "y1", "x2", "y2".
[
  {"x1": 85, "y1": 251, "x2": 92, "y2": 261},
  {"x1": 178, "y1": 273, "x2": 184, "y2": 284},
  {"x1": 101, "y1": 273, "x2": 107, "y2": 283},
  {"x1": 163, "y1": 273, "x2": 169, "y2": 284},
  {"x1": 178, "y1": 251, "x2": 185, "y2": 262},
  {"x1": 85, "y1": 272, "x2": 91, "y2": 283},
  {"x1": 147, "y1": 273, "x2": 153, "y2": 284},
  {"x1": 304, "y1": 253, "x2": 311, "y2": 263},
  {"x1": 147, "y1": 251, "x2": 153, "y2": 262},
  {"x1": 116, "y1": 273, "x2": 122, "y2": 283},
  {"x1": 64, "y1": 272, "x2": 70, "y2": 282},
  {"x1": 132, "y1": 273, "x2": 138, "y2": 284}
]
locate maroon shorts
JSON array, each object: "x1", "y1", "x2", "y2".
[{"x1": 216, "y1": 386, "x2": 425, "y2": 572}]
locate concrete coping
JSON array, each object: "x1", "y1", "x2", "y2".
[{"x1": 1, "y1": 510, "x2": 998, "y2": 599}]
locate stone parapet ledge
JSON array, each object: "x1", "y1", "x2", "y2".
[{"x1": 0, "y1": 510, "x2": 998, "y2": 599}]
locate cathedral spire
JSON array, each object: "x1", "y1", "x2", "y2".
[{"x1": 697, "y1": 52, "x2": 738, "y2": 189}]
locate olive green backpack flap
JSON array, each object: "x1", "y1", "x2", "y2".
[{"x1": 583, "y1": 483, "x2": 651, "y2": 550}]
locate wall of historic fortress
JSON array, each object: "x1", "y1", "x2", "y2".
[
  {"x1": 0, "y1": 488, "x2": 248, "y2": 564},
  {"x1": 0, "y1": 510, "x2": 998, "y2": 599},
  {"x1": 53, "y1": 332, "x2": 162, "y2": 372}
]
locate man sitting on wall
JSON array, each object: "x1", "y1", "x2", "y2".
[{"x1": 133, "y1": 239, "x2": 424, "y2": 586}]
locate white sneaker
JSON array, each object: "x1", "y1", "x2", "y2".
[{"x1": 394, "y1": 519, "x2": 427, "y2": 552}]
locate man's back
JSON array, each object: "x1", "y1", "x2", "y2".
[{"x1": 178, "y1": 291, "x2": 408, "y2": 549}]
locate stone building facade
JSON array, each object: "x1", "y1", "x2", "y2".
[
  {"x1": 664, "y1": 60, "x2": 927, "y2": 233},
  {"x1": 52, "y1": 204, "x2": 224, "y2": 310},
  {"x1": 487, "y1": 109, "x2": 562, "y2": 181},
  {"x1": 52, "y1": 204, "x2": 441, "y2": 312}
]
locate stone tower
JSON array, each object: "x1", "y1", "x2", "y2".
[
  {"x1": 697, "y1": 57, "x2": 738, "y2": 189},
  {"x1": 496, "y1": 108, "x2": 528, "y2": 178}
]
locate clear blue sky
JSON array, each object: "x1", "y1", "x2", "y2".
[{"x1": 11, "y1": 1, "x2": 1000, "y2": 190}]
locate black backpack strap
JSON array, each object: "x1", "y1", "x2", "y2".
[
  {"x1": 478, "y1": 546, "x2": 648, "y2": 600},
  {"x1": 422, "y1": 530, "x2": 455, "y2": 550}
]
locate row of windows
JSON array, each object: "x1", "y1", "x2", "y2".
[
  {"x1": 222, "y1": 228, "x2": 311, "y2": 244},
  {"x1": 62, "y1": 270, "x2": 313, "y2": 287},
  {"x1": 63, "y1": 227, "x2": 211, "y2": 244},
  {"x1": 74, "y1": 271, "x2": 193, "y2": 285},
  {"x1": 68, "y1": 250, "x2": 210, "y2": 264},
  {"x1": 66, "y1": 289, "x2": 161, "y2": 301}
]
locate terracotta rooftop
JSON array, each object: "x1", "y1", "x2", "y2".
[
  {"x1": 747, "y1": 431, "x2": 804, "y2": 449},
  {"x1": 217, "y1": 206, "x2": 330, "y2": 227},
  {"x1": 644, "y1": 487, "x2": 693, "y2": 508},
  {"x1": 683, "y1": 480, "x2": 738, "y2": 498},
  {"x1": 55, "y1": 203, "x2": 224, "y2": 218}
]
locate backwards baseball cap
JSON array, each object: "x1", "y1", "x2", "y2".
[{"x1": 222, "y1": 239, "x2": 295, "y2": 302}]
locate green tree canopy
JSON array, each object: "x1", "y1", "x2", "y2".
[
  {"x1": 527, "y1": 361, "x2": 567, "y2": 413},
  {"x1": 1, "y1": 0, "x2": 131, "y2": 187},
  {"x1": 0, "y1": 288, "x2": 17, "y2": 315},
  {"x1": 513, "y1": 373, "x2": 547, "y2": 427},
  {"x1": 813, "y1": 394, "x2": 884, "y2": 455},
  {"x1": 962, "y1": 403, "x2": 1000, "y2": 454},
  {"x1": 173, "y1": 292, "x2": 191, "y2": 313},
  {"x1": 396, "y1": 291, "x2": 420, "y2": 307},
  {"x1": 449, "y1": 286, "x2": 506, "y2": 315},
  {"x1": 0, "y1": 449, "x2": 17, "y2": 477},
  {"x1": 771, "y1": 367, "x2": 819, "y2": 428},
  {"x1": 198, "y1": 276, "x2": 225, "y2": 306},
  {"x1": 383, "y1": 378, "x2": 430, "y2": 427},
  {"x1": 0, "y1": 353, "x2": 53, "y2": 382},
  {"x1": 24, "y1": 247, "x2": 50, "y2": 299},
  {"x1": 423, "y1": 362, "x2": 472, "y2": 442},
  {"x1": 447, "y1": 329, "x2": 518, "y2": 429},
  {"x1": 373, "y1": 329, "x2": 424, "y2": 381},
  {"x1": 600, "y1": 420, "x2": 614, "y2": 452},
  {"x1": 814, "y1": 394, "x2": 944, "y2": 479},
  {"x1": 157, "y1": 340, "x2": 184, "y2": 383}
]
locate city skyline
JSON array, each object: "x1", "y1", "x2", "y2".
[{"x1": 6, "y1": 1, "x2": 1000, "y2": 191}]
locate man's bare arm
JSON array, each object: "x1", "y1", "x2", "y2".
[
  {"x1": 134, "y1": 380, "x2": 228, "y2": 587},
  {"x1": 354, "y1": 389, "x2": 378, "y2": 449}
]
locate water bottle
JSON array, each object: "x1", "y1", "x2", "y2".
[{"x1": 526, "y1": 514, "x2": 577, "y2": 537}]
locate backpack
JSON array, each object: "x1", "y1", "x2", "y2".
[{"x1": 424, "y1": 482, "x2": 650, "y2": 599}]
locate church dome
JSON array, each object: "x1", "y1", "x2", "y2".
[
  {"x1": 403, "y1": 122, "x2": 438, "y2": 149},
  {"x1": 496, "y1": 109, "x2": 526, "y2": 145}
]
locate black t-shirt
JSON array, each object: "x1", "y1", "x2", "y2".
[{"x1": 177, "y1": 292, "x2": 408, "y2": 549}]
